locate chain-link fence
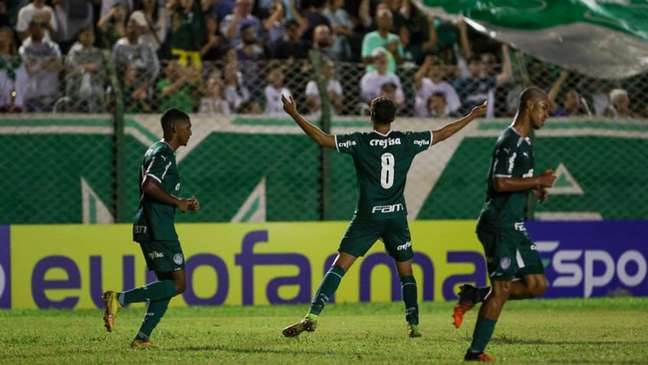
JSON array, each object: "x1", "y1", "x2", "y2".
[
  {"x1": 4, "y1": 49, "x2": 648, "y2": 118},
  {"x1": 2, "y1": 52, "x2": 648, "y2": 224}
]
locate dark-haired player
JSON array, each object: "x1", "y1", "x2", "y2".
[
  {"x1": 280, "y1": 95, "x2": 486, "y2": 338},
  {"x1": 102, "y1": 108, "x2": 200, "y2": 349},
  {"x1": 453, "y1": 87, "x2": 557, "y2": 362}
]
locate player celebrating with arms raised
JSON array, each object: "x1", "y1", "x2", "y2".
[
  {"x1": 453, "y1": 88, "x2": 557, "y2": 362},
  {"x1": 281, "y1": 94, "x2": 486, "y2": 338},
  {"x1": 102, "y1": 108, "x2": 200, "y2": 349}
]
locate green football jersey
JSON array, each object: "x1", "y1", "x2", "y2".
[
  {"x1": 479, "y1": 127, "x2": 535, "y2": 229},
  {"x1": 335, "y1": 129, "x2": 433, "y2": 220},
  {"x1": 133, "y1": 140, "x2": 182, "y2": 242}
]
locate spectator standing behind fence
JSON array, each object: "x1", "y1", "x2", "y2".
[
  {"x1": 223, "y1": 53, "x2": 253, "y2": 111},
  {"x1": 113, "y1": 15, "x2": 159, "y2": 106},
  {"x1": 132, "y1": 0, "x2": 168, "y2": 52},
  {"x1": 97, "y1": 3, "x2": 127, "y2": 48},
  {"x1": 454, "y1": 44, "x2": 511, "y2": 118},
  {"x1": 262, "y1": 0, "x2": 303, "y2": 45},
  {"x1": 361, "y1": 8, "x2": 403, "y2": 74},
  {"x1": 547, "y1": 70, "x2": 589, "y2": 117},
  {"x1": 360, "y1": 47, "x2": 404, "y2": 107},
  {"x1": 236, "y1": 22, "x2": 265, "y2": 102},
  {"x1": 414, "y1": 55, "x2": 460, "y2": 118},
  {"x1": 606, "y1": 89, "x2": 638, "y2": 119},
  {"x1": 201, "y1": 15, "x2": 230, "y2": 61},
  {"x1": 19, "y1": 19, "x2": 61, "y2": 112},
  {"x1": 221, "y1": 0, "x2": 261, "y2": 47},
  {"x1": 321, "y1": 0, "x2": 352, "y2": 62},
  {"x1": 157, "y1": 60, "x2": 200, "y2": 113},
  {"x1": 166, "y1": 0, "x2": 205, "y2": 69},
  {"x1": 52, "y1": 0, "x2": 94, "y2": 54},
  {"x1": 391, "y1": 0, "x2": 434, "y2": 65},
  {"x1": 271, "y1": 19, "x2": 309, "y2": 60},
  {"x1": 0, "y1": 27, "x2": 26, "y2": 112},
  {"x1": 65, "y1": 26, "x2": 105, "y2": 112},
  {"x1": 305, "y1": 59, "x2": 342, "y2": 115},
  {"x1": 199, "y1": 70, "x2": 230, "y2": 114},
  {"x1": 264, "y1": 66, "x2": 291, "y2": 115},
  {"x1": 16, "y1": 0, "x2": 58, "y2": 40}
]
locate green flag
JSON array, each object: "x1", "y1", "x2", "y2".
[{"x1": 417, "y1": 0, "x2": 648, "y2": 79}]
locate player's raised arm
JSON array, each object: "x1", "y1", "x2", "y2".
[
  {"x1": 431, "y1": 101, "x2": 487, "y2": 145},
  {"x1": 282, "y1": 95, "x2": 336, "y2": 149}
]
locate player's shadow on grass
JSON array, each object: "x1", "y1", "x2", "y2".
[{"x1": 170, "y1": 344, "x2": 338, "y2": 356}]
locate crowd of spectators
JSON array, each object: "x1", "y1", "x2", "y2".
[{"x1": 0, "y1": 0, "x2": 646, "y2": 118}]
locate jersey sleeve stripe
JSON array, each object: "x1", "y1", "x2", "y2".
[
  {"x1": 493, "y1": 174, "x2": 512, "y2": 178},
  {"x1": 334, "y1": 135, "x2": 340, "y2": 152},
  {"x1": 429, "y1": 130, "x2": 434, "y2": 146},
  {"x1": 161, "y1": 161, "x2": 172, "y2": 180},
  {"x1": 146, "y1": 174, "x2": 162, "y2": 183}
]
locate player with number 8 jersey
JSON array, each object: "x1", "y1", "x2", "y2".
[{"x1": 280, "y1": 95, "x2": 487, "y2": 339}]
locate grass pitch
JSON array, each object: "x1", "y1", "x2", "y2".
[{"x1": 1, "y1": 298, "x2": 647, "y2": 364}]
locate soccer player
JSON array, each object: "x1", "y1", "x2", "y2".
[
  {"x1": 102, "y1": 108, "x2": 200, "y2": 349},
  {"x1": 280, "y1": 94, "x2": 487, "y2": 338},
  {"x1": 452, "y1": 87, "x2": 557, "y2": 361}
]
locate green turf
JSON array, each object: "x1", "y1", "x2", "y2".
[{"x1": 1, "y1": 298, "x2": 647, "y2": 364}]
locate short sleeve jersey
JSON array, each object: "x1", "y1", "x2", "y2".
[
  {"x1": 479, "y1": 127, "x2": 534, "y2": 229},
  {"x1": 133, "y1": 140, "x2": 182, "y2": 242},
  {"x1": 335, "y1": 130, "x2": 433, "y2": 220}
]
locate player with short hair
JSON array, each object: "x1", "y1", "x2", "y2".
[
  {"x1": 281, "y1": 94, "x2": 487, "y2": 338},
  {"x1": 102, "y1": 108, "x2": 200, "y2": 349},
  {"x1": 453, "y1": 87, "x2": 557, "y2": 361}
]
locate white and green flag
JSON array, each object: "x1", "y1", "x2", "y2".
[{"x1": 417, "y1": 0, "x2": 648, "y2": 79}]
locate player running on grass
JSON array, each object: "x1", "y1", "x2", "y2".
[
  {"x1": 281, "y1": 94, "x2": 487, "y2": 338},
  {"x1": 102, "y1": 108, "x2": 200, "y2": 349},
  {"x1": 452, "y1": 87, "x2": 557, "y2": 362}
]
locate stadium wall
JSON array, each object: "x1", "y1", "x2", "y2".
[
  {"x1": 2, "y1": 115, "x2": 648, "y2": 224},
  {"x1": 0, "y1": 221, "x2": 646, "y2": 310}
]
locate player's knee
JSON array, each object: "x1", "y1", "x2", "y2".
[
  {"x1": 493, "y1": 282, "x2": 511, "y2": 299},
  {"x1": 531, "y1": 279, "x2": 548, "y2": 297}
]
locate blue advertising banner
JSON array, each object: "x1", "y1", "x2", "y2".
[
  {"x1": 0, "y1": 225, "x2": 10, "y2": 308},
  {"x1": 528, "y1": 221, "x2": 648, "y2": 298}
]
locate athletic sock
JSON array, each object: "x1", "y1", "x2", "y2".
[
  {"x1": 400, "y1": 276, "x2": 419, "y2": 325},
  {"x1": 477, "y1": 287, "x2": 492, "y2": 302},
  {"x1": 135, "y1": 298, "x2": 171, "y2": 340},
  {"x1": 469, "y1": 317, "x2": 497, "y2": 353},
  {"x1": 121, "y1": 280, "x2": 177, "y2": 305},
  {"x1": 309, "y1": 266, "x2": 345, "y2": 315}
]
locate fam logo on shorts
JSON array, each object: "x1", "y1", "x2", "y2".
[
  {"x1": 0, "y1": 225, "x2": 11, "y2": 309},
  {"x1": 396, "y1": 241, "x2": 412, "y2": 251},
  {"x1": 173, "y1": 253, "x2": 184, "y2": 265},
  {"x1": 500, "y1": 257, "x2": 512, "y2": 270}
]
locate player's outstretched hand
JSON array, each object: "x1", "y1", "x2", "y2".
[
  {"x1": 188, "y1": 196, "x2": 200, "y2": 212},
  {"x1": 469, "y1": 101, "x2": 488, "y2": 118},
  {"x1": 176, "y1": 199, "x2": 191, "y2": 213},
  {"x1": 282, "y1": 95, "x2": 297, "y2": 116},
  {"x1": 537, "y1": 169, "x2": 557, "y2": 188}
]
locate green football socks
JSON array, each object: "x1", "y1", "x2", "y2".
[
  {"x1": 469, "y1": 317, "x2": 497, "y2": 353},
  {"x1": 400, "y1": 275, "x2": 419, "y2": 325},
  {"x1": 309, "y1": 266, "x2": 346, "y2": 315},
  {"x1": 135, "y1": 298, "x2": 171, "y2": 340},
  {"x1": 120, "y1": 280, "x2": 177, "y2": 305}
]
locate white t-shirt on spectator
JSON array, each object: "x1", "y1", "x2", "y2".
[
  {"x1": 305, "y1": 79, "x2": 342, "y2": 104},
  {"x1": 359, "y1": 71, "x2": 404, "y2": 105},
  {"x1": 16, "y1": 3, "x2": 58, "y2": 39},
  {"x1": 19, "y1": 37, "x2": 61, "y2": 100},
  {"x1": 414, "y1": 78, "x2": 461, "y2": 117},
  {"x1": 264, "y1": 85, "x2": 291, "y2": 115}
]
